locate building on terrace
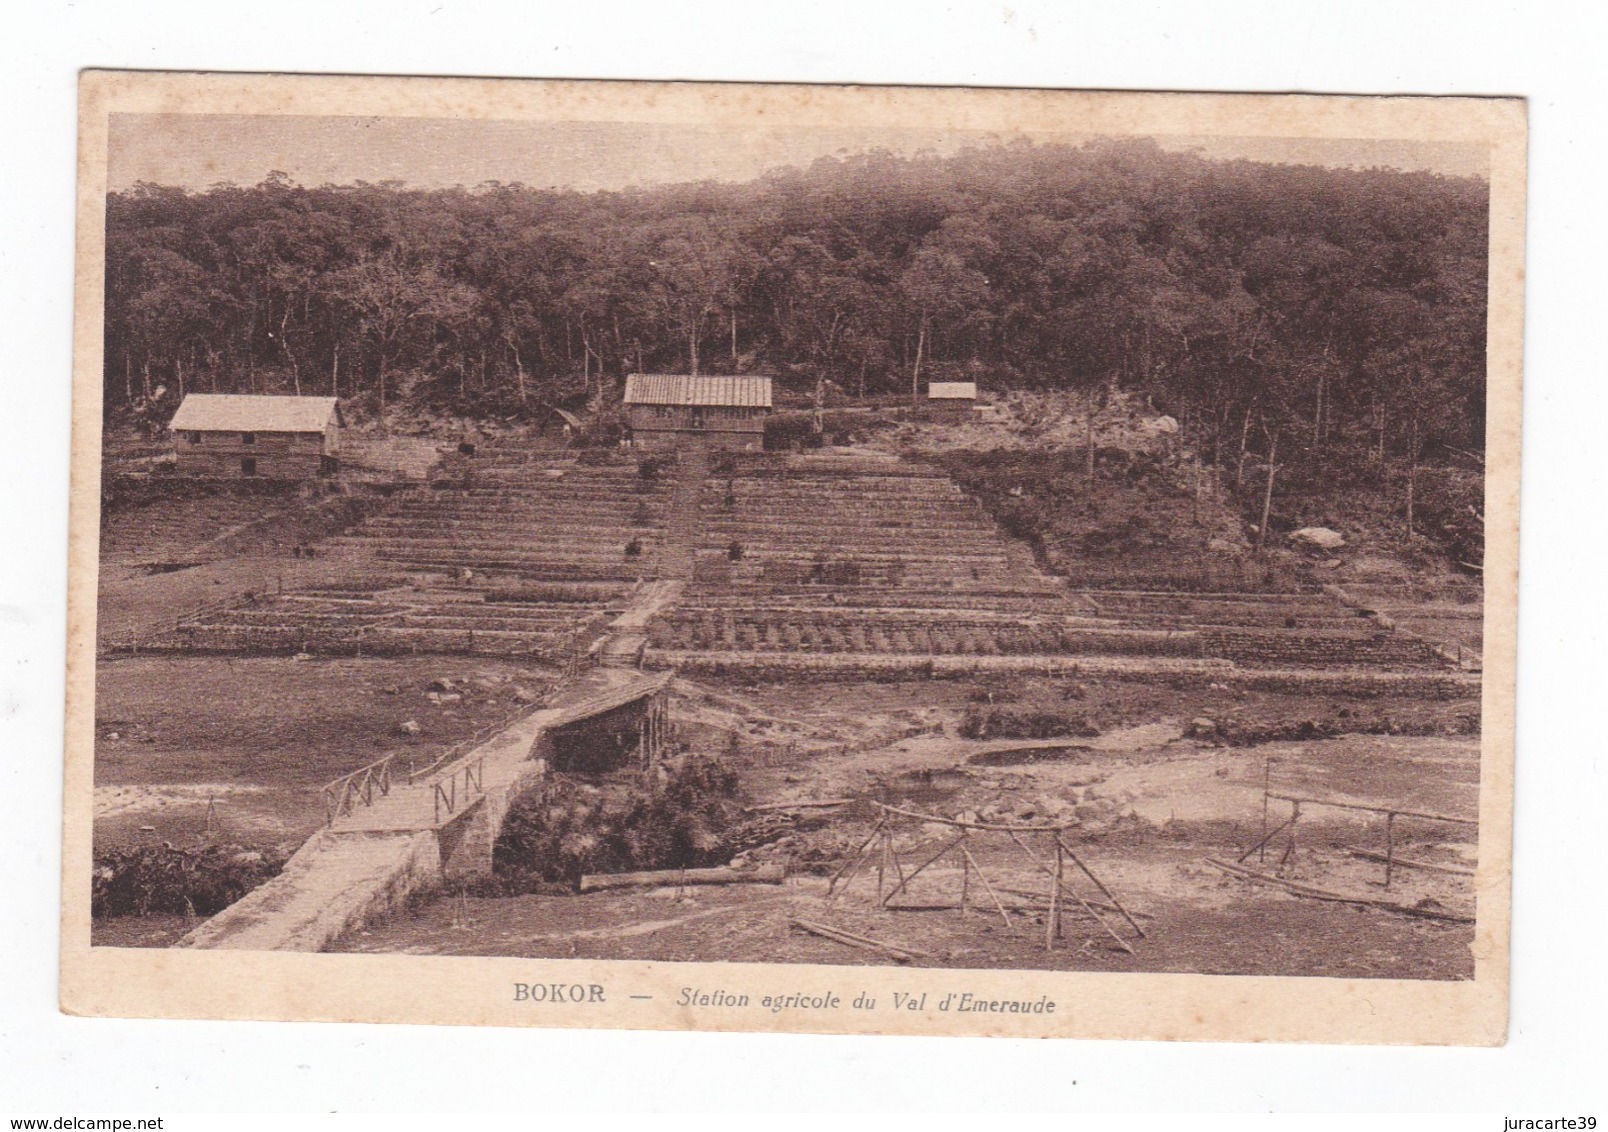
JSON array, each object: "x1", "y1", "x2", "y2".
[
  {"x1": 169, "y1": 394, "x2": 343, "y2": 479},
  {"x1": 926, "y1": 381, "x2": 979, "y2": 416},
  {"x1": 623, "y1": 373, "x2": 771, "y2": 449}
]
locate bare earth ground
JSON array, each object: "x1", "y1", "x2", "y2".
[
  {"x1": 324, "y1": 682, "x2": 1478, "y2": 978},
  {"x1": 92, "y1": 655, "x2": 557, "y2": 855},
  {"x1": 93, "y1": 651, "x2": 1480, "y2": 977}
]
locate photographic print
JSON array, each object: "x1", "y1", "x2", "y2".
[{"x1": 62, "y1": 72, "x2": 1524, "y2": 1043}]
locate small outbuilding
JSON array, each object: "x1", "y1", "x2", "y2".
[
  {"x1": 926, "y1": 381, "x2": 979, "y2": 415},
  {"x1": 537, "y1": 406, "x2": 589, "y2": 443},
  {"x1": 169, "y1": 394, "x2": 343, "y2": 479},
  {"x1": 623, "y1": 374, "x2": 772, "y2": 449}
]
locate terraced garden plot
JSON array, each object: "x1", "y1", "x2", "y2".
[
  {"x1": 101, "y1": 493, "x2": 289, "y2": 565},
  {"x1": 699, "y1": 463, "x2": 1050, "y2": 594},
  {"x1": 173, "y1": 591, "x2": 612, "y2": 659},
  {"x1": 331, "y1": 457, "x2": 673, "y2": 581}
]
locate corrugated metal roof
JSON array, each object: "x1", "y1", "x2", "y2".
[
  {"x1": 623, "y1": 374, "x2": 773, "y2": 408},
  {"x1": 170, "y1": 394, "x2": 341, "y2": 433},
  {"x1": 926, "y1": 382, "x2": 978, "y2": 400}
]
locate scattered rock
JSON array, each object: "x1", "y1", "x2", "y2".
[
  {"x1": 398, "y1": 720, "x2": 422, "y2": 737},
  {"x1": 379, "y1": 685, "x2": 400, "y2": 696},
  {"x1": 428, "y1": 677, "x2": 458, "y2": 692},
  {"x1": 293, "y1": 652, "x2": 313, "y2": 662},
  {"x1": 511, "y1": 685, "x2": 538, "y2": 704},
  {"x1": 437, "y1": 693, "x2": 463, "y2": 705},
  {"x1": 1188, "y1": 716, "x2": 1218, "y2": 738},
  {"x1": 107, "y1": 731, "x2": 120, "y2": 741},
  {"x1": 1288, "y1": 527, "x2": 1346, "y2": 551}
]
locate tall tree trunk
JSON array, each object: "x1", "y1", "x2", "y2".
[
  {"x1": 910, "y1": 319, "x2": 927, "y2": 406},
  {"x1": 280, "y1": 309, "x2": 301, "y2": 395},
  {"x1": 1312, "y1": 370, "x2": 1324, "y2": 447},
  {"x1": 1085, "y1": 386, "x2": 1097, "y2": 483},
  {"x1": 1235, "y1": 405, "x2": 1253, "y2": 487},
  {"x1": 331, "y1": 341, "x2": 340, "y2": 398},
  {"x1": 731, "y1": 309, "x2": 738, "y2": 361},
  {"x1": 510, "y1": 342, "x2": 527, "y2": 404},
  {"x1": 1406, "y1": 414, "x2": 1419, "y2": 536},
  {"x1": 1256, "y1": 429, "x2": 1280, "y2": 553}
]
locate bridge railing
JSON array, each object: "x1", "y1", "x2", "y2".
[
  {"x1": 432, "y1": 755, "x2": 486, "y2": 825},
  {"x1": 322, "y1": 752, "x2": 400, "y2": 825}
]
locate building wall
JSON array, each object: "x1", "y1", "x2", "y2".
[
  {"x1": 174, "y1": 429, "x2": 331, "y2": 478},
  {"x1": 627, "y1": 404, "x2": 767, "y2": 449}
]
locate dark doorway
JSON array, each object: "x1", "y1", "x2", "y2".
[{"x1": 240, "y1": 457, "x2": 257, "y2": 477}]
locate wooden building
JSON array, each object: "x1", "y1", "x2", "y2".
[
  {"x1": 169, "y1": 394, "x2": 344, "y2": 479},
  {"x1": 623, "y1": 374, "x2": 772, "y2": 449},
  {"x1": 926, "y1": 381, "x2": 979, "y2": 416}
]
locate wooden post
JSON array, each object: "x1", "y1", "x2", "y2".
[
  {"x1": 960, "y1": 843, "x2": 1012, "y2": 928},
  {"x1": 1279, "y1": 801, "x2": 1301, "y2": 872},
  {"x1": 960, "y1": 840, "x2": 970, "y2": 915},
  {"x1": 1046, "y1": 838, "x2": 1064, "y2": 951},
  {"x1": 826, "y1": 818, "x2": 885, "y2": 900},
  {"x1": 876, "y1": 830, "x2": 888, "y2": 902}
]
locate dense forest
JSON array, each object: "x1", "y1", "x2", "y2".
[{"x1": 105, "y1": 138, "x2": 1488, "y2": 476}]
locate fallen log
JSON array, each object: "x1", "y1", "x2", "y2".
[
  {"x1": 790, "y1": 918, "x2": 931, "y2": 964},
  {"x1": 579, "y1": 864, "x2": 786, "y2": 893},
  {"x1": 1204, "y1": 858, "x2": 1474, "y2": 923},
  {"x1": 745, "y1": 798, "x2": 853, "y2": 813}
]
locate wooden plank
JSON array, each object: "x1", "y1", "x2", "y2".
[
  {"x1": 875, "y1": 801, "x2": 1068, "y2": 833},
  {"x1": 1264, "y1": 792, "x2": 1475, "y2": 826},
  {"x1": 579, "y1": 864, "x2": 785, "y2": 893},
  {"x1": 790, "y1": 919, "x2": 930, "y2": 964}
]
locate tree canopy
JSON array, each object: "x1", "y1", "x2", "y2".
[{"x1": 105, "y1": 137, "x2": 1488, "y2": 467}]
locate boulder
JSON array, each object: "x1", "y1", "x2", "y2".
[
  {"x1": 427, "y1": 677, "x2": 458, "y2": 692},
  {"x1": 511, "y1": 685, "x2": 539, "y2": 704},
  {"x1": 1189, "y1": 716, "x2": 1218, "y2": 738},
  {"x1": 397, "y1": 719, "x2": 422, "y2": 737},
  {"x1": 1288, "y1": 527, "x2": 1346, "y2": 551}
]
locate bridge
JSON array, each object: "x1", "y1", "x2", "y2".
[{"x1": 180, "y1": 667, "x2": 674, "y2": 952}]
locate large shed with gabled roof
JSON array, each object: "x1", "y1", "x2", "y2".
[
  {"x1": 622, "y1": 374, "x2": 772, "y2": 450},
  {"x1": 169, "y1": 394, "x2": 344, "y2": 479}
]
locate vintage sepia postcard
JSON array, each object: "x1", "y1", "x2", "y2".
[{"x1": 63, "y1": 71, "x2": 1525, "y2": 1044}]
